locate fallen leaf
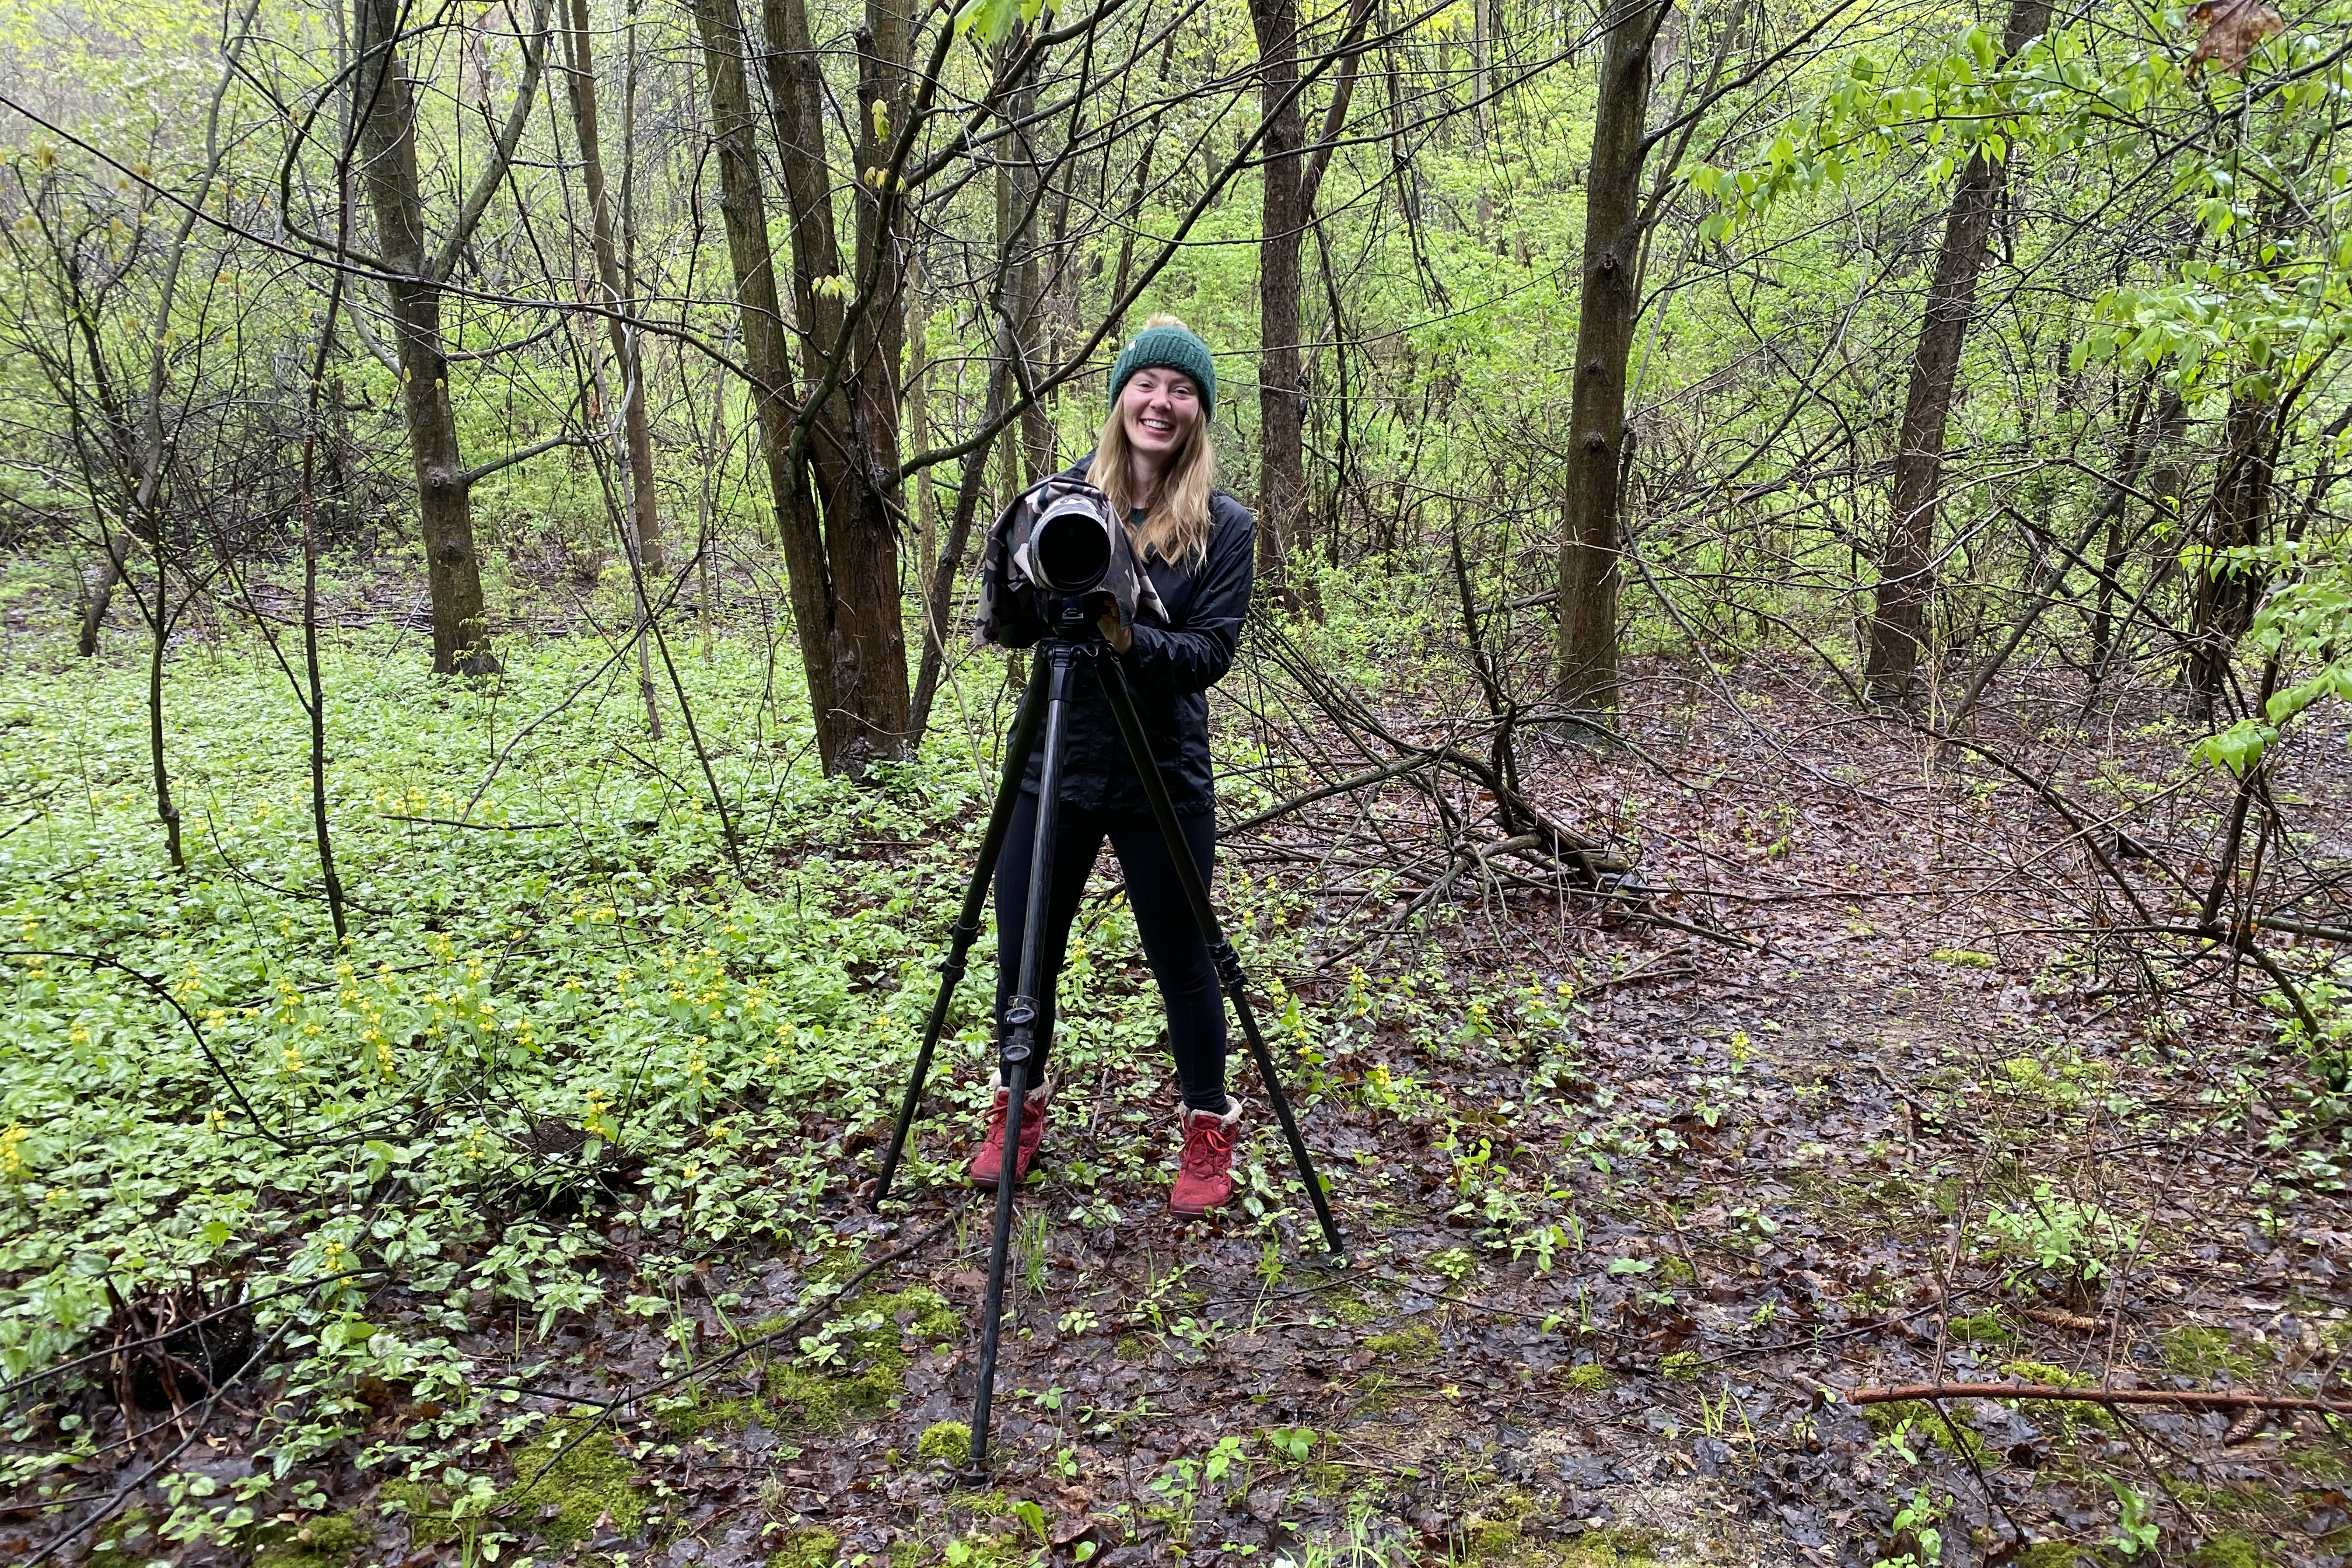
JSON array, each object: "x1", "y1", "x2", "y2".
[{"x1": 2187, "y1": 0, "x2": 2284, "y2": 74}]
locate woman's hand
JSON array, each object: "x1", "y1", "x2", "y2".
[{"x1": 1097, "y1": 607, "x2": 1133, "y2": 653}]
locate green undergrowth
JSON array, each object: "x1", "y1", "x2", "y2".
[
  {"x1": 1860, "y1": 1400, "x2": 1997, "y2": 1465},
  {"x1": 376, "y1": 1480, "x2": 461, "y2": 1550},
  {"x1": 0, "y1": 604, "x2": 1656, "y2": 1546},
  {"x1": 663, "y1": 1286, "x2": 956, "y2": 1438},
  {"x1": 0, "y1": 620, "x2": 1323, "y2": 1543},
  {"x1": 499, "y1": 1422, "x2": 648, "y2": 1546},
  {"x1": 1945, "y1": 1311, "x2": 2013, "y2": 1345}
]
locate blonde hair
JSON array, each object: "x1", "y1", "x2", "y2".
[{"x1": 1094, "y1": 314, "x2": 1219, "y2": 566}]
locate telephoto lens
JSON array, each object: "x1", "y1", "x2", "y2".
[{"x1": 1028, "y1": 492, "x2": 1116, "y2": 594}]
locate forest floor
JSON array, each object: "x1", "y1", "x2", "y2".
[
  {"x1": 565, "y1": 667, "x2": 2352, "y2": 1568},
  {"x1": 3, "y1": 579, "x2": 2349, "y2": 1568}
]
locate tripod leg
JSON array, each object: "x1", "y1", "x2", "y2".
[
  {"x1": 1097, "y1": 660, "x2": 1345, "y2": 1259},
  {"x1": 967, "y1": 644, "x2": 1076, "y2": 1480},
  {"x1": 875, "y1": 656, "x2": 1052, "y2": 1208}
]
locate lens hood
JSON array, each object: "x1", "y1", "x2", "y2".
[{"x1": 1029, "y1": 493, "x2": 1118, "y2": 595}]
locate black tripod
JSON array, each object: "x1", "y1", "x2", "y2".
[{"x1": 872, "y1": 600, "x2": 1343, "y2": 1478}]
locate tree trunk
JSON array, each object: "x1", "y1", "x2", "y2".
[
  {"x1": 908, "y1": 321, "x2": 1016, "y2": 746},
  {"x1": 2091, "y1": 384, "x2": 2182, "y2": 682},
  {"x1": 1249, "y1": 0, "x2": 1370, "y2": 607},
  {"x1": 1553, "y1": 0, "x2": 1669, "y2": 712},
  {"x1": 990, "y1": 68, "x2": 1052, "y2": 487},
  {"x1": 1251, "y1": 0, "x2": 1310, "y2": 603},
  {"x1": 2188, "y1": 390, "x2": 2278, "y2": 709},
  {"x1": 691, "y1": 0, "x2": 835, "y2": 725},
  {"x1": 354, "y1": 0, "x2": 488, "y2": 675},
  {"x1": 79, "y1": 539, "x2": 131, "y2": 657},
  {"x1": 759, "y1": 0, "x2": 910, "y2": 770},
  {"x1": 907, "y1": 27, "x2": 1051, "y2": 749},
  {"x1": 352, "y1": 0, "x2": 549, "y2": 676},
  {"x1": 691, "y1": 0, "x2": 908, "y2": 772},
  {"x1": 907, "y1": 265, "x2": 936, "y2": 587},
  {"x1": 1864, "y1": 0, "x2": 2052, "y2": 698},
  {"x1": 561, "y1": 0, "x2": 664, "y2": 582}
]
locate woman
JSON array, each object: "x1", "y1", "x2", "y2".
[{"x1": 968, "y1": 316, "x2": 1255, "y2": 1217}]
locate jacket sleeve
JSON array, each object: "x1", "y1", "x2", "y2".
[{"x1": 1122, "y1": 501, "x2": 1254, "y2": 695}]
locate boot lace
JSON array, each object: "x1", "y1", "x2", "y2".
[{"x1": 1180, "y1": 1116, "x2": 1234, "y2": 1177}]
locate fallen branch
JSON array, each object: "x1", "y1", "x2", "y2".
[
  {"x1": 1843, "y1": 1381, "x2": 2351, "y2": 1415},
  {"x1": 2016, "y1": 1306, "x2": 2102, "y2": 1334}
]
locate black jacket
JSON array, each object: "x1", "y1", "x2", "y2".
[{"x1": 997, "y1": 456, "x2": 1255, "y2": 818}]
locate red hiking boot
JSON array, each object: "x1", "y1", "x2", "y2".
[
  {"x1": 967, "y1": 1078, "x2": 1052, "y2": 1188},
  {"x1": 1168, "y1": 1098, "x2": 1245, "y2": 1217}
]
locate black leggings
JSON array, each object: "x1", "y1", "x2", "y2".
[{"x1": 995, "y1": 791, "x2": 1228, "y2": 1112}]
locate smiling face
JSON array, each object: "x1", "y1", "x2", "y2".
[{"x1": 1118, "y1": 366, "x2": 1202, "y2": 473}]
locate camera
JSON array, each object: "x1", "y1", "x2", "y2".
[
  {"x1": 1026, "y1": 490, "x2": 1119, "y2": 595},
  {"x1": 977, "y1": 477, "x2": 1164, "y2": 648}
]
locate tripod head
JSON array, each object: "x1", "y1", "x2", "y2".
[{"x1": 1045, "y1": 593, "x2": 1117, "y2": 646}]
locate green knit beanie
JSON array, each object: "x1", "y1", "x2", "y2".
[{"x1": 1108, "y1": 321, "x2": 1216, "y2": 420}]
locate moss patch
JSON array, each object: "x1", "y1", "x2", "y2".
[
  {"x1": 377, "y1": 1480, "x2": 460, "y2": 1549},
  {"x1": 2288, "y1": 1436, "x2": 2350, "y2": 1483},
  {"x1": 252, "y1": 1514, "x2": 362, "y2": 1568},
  {"x1": 2014, "y1": 1544, "x2": 2081, "y2": 1568},
  {"x1": 1352, "y1": 1373, "x2": 1404, "y2": 1416},
  {"x1": 939, "y1": 1489, "x2": 1017, "y2": 1523},
  {"x1": 501, "y1": 1422, "x2": 647, "y2": 1547},
  {"x1": 1996, "y1": 1057, "x2": 2081, "y2": 1109},
  {"x1": 1996, "y1": 1363, "x2": 2117, "y2": 1437},
  {"x1": 1659, "y1": 1350, "x2": 1700, "y2": 1381},
  {"x1": 657, "y1": 1390, "x2": 752, "y2": 1439},
  {"x1": 1561, "y1": 1362, "x2": 1612, "y2": 1393},
  {"x1": 1555, "y1": 1527, "x2": 1665, "y2": 1568},
  {"x1": 2163, "y1": 1325, "x2": 2258, "y2": 1380},
  {"x1": 769, "y1": 1526, "x2": 841, "y2": 1567},
  {"x1": 1466, "y1": 1516, "x2": 1524, "y2": 1562},
  {"x1": 1114, "y1": 1335, "x2": 1153, "y2": 1360},
  {"x1": 1364, "y1": 1322, "x2": 1438, "y2": 1362},
  {"x1": 934, "y1": 1531, "x2": 1040, "y2": 1567},
  {"x1": 1858, "y1": 1401, "x2": 1993, "y2": 1464},
  {"x1": 1654, "y1": 1256, "x2": 1696, "y2": 1287},
  {"x1": 2190, "y1": 1533, "x2": 2272, "y2": 1568},
  {"x1": 918, "y1": 1420, "x2": 971, "y2": 1463},
  {"x1": 1947, "y1": 1311, "x2": 2012, "y2": 1345},
  {"x1": 1462, "y1": 1488, "x2": 1542, "y2": 1563},
  {"x1": 88, "y1": 1508, "x2": 159, "y2": 1562}
]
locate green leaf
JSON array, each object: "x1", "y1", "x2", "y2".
[{"x1": 954, "y1": 0, "x2": 1021, "y2": 43}]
